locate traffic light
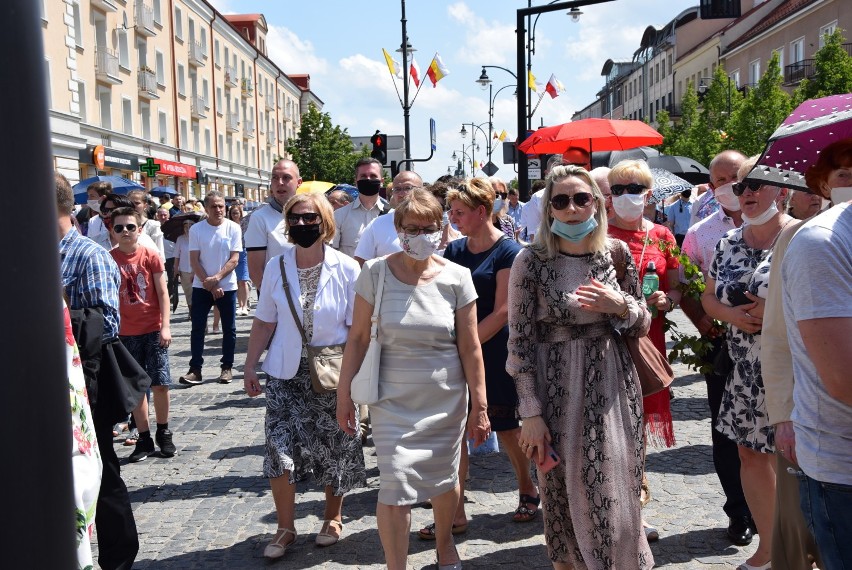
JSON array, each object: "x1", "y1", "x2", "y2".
[{"x1": 370, "y1": 131, "x2": 387, "y2": 165}]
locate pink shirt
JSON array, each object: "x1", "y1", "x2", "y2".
[{"x1": 681, "y1": 208, "x2": 738, "y2": 279}]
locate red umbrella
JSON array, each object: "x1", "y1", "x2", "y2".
[{"x1": 518, "y1": 118, "x2": 663, "y2": 155}]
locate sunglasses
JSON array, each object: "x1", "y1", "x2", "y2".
[
  {"x1": 496, "y1": 192, "x2": 508, "y2": 199},
  {"x1": 610, "y1": 183, "x2": 647, "y2": 196},
  {"x1": 112, "y1": 223, "x2": 137, "y2": 233},
  {"x1": 286, "y1": 212, "x2": 321, "y2": 225},
  {"x1": 550, "y1": 192, "x2": 594, "y2": 210},
  {"x1": 732, "y1": 180, "x2": 763, "y2": 196}
]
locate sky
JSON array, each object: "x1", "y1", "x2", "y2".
[{"x1": 213, "y1": 0, "x2": 697, "y2": 183}]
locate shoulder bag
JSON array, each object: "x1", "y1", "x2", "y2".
[
  {"x1": 350, "y1": 259, "x2": 386, "y2": 405},
  {"x1": 280, "y1": 256, "x2": 344, "y2": 394},
  {"x1": 611, "y1": 236, "x2": 675, "y2": 398}
]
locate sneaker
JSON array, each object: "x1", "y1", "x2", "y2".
[
  {"x1": 179, "y1": 368, "x2": 203, "y2": 386},
  {"x1": 128, "y1": 434, "x2": 155, "y2": 462},
  {"x1": 156, "y1": 428, "x2": 176, "y2": 457},
  {"x1": 218, "y1": 367, "x2": 233, "y2": 384}
]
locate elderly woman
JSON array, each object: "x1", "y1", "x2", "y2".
[
  {"x1": 508, "y1": 165, "x2": 653, "y2": 569},
  {"x1": 702, "y1": 156, "x2": 794, "y2": 570},
  {"x1": 243, "y1": 193, "x2": 366, "y2": 559},
  {"x1": 336, "y1": 189, "x2": 490, "y2": 570},
  {"x1": 227, "y1": 204, "x2": 251, "y2": 315},
  {"x1": 423, "y1": 178, "x2": 530, "y2": 538}
]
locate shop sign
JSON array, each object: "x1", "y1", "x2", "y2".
[
  {"x1": 153, "y1": 158, "x2": 197, "y2": 179},
  {"x1": 79, "y1": 146, "x2": 140, "y2": 170}
]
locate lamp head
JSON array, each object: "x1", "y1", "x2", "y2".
[
  {"x1": 460, "y1": 125, "x2": 468, "y2": 139},
  {"x1": 569, "y1": 8, "x2": 583, "y2": 23},
  {"x1": 476, "y1": 68, "x2": 491, "y2": 90}
]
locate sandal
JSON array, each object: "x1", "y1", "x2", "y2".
[
  {"x1": 123, "y1": 428, "x2": 139, "y2": 447},
  {"x1": 315, "y1": 519, "x2": 343, "y2": 547},
  {"x1": 417, "y1": 521, "x2": 468, "y2": 540},
  {"x1": 513, "y1": 493, "x2": 540, "y2": 523},
  {"x1": 264, "y1": 527, "x2": 297, "y2": 559},
  {"x1": 640, "y1": 474, "x2": 651, "y2": 507}
]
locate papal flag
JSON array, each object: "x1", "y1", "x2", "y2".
[
  {"x1": 498, "y1": 129, "x2": 508, "y2": 142},
  {"x1": 545, "y1": 74, "x2": 565, "y2": 98},
  {"x1": 528, "y1": 70, "x2": 538, "y2": 92},
  {"x1": 382, "y1": 48, "x2": 401, "y2": 78},
  {"x1": 427, "y1": 53, "x2": 450, "y2": 87}
]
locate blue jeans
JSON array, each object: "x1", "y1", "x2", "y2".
[
  {"x1": 798, "y1": 471, "x2": 852, "y2": 569},
  {"x1": 189, "y1": 287, "x2": 236, "y2": 370}
]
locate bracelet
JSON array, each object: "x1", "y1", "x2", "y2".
[
  {"x1": 666, "y1": 296, "x2": 675, "y2": 312},
  {"x1": 616, "y1": 301, "x2": 630, "y2": 320}
]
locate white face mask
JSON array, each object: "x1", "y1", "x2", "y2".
[
  {"x1": 87, "y1": 199, "x2": 101, "y2": 213},
  {"x1": 822, "y1": 198, "x2": 832, "y2": 211},
  {"x1": 612, "y1": 193, "x2": 646, "y2": 221},
  {"x1": 713, "y1": 183, "x2": 741, "y2": 211},
  {"x1": 831, "y1": 186, "x2": 852, "y2": 204},
  {"x1": 397, "y1": 230, "x2": 442, "y2": 260},
  {"x1": 742, "y1": 200, "x2": 779, "y2": 226},
  {"x1": 493, "y1": 198, "x2": 504, "y2": 213}
]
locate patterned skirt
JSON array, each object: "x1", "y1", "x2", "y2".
[{"x1": 264, "y1": 360, "x2": 367, "y2": 495}]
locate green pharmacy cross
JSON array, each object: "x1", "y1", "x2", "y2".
[{"x1": 140, "y1": 157, "x2": 161, "y2": 177}]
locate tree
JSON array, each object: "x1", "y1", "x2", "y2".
[
  {"x1": 793, "y1": 29, "x2": 852, "y2": 104},
  {"x1": 284, "y1": 103, "x2": 367, "y2": 183},
  {"x1": 693, "y1": 66, "x2": 745, "y2": 164},
  {"x1": 728, "y1": 52, "x2": 792, "y2": 156},
  {"x1": 664, "y1": 80, "x2": 702, "y2": 160}
]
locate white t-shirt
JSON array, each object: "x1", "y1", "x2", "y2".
[
  {"x1": 681, "y1": 207, "x2": 738, "y2": 278},
  {"x1": 782, "y1": 203, "x2": 852, "y2": 486},
  {"x1": 87, "y1": 215, "x2": 107, "y2": 243},
  {"x1": 188, "y1": 219, "x2": 242, "y2": 291},
  {"x1": 520, "y1": 190, "x2": 544, "y2": 238},
  {"x1": 353, "y1": 210, "x2": 401, "y2": 260},
  {"x1": 244, "y1": 202, "x2": 289, "y2": 263},
  {"x1": 173, "y1": 235, "x2": 192, "y2": 273}
]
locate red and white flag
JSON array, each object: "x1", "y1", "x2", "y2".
[
  {"x1": 409, "y1": 57, "x2": 421, "y2": 88},
  {"x1": 545, "y1": 74, "x2": 565, "y2": 99}
]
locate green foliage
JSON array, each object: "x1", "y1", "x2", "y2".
[
  {"x1": 660, "y1": 81, "x2": 703, "y2": 160},
  {"x1": 793, "y1": 29, "x2": 852, "y2": 105},
  {"x1": 728, "y1": 52, "x2": 793, "y2": 156},
  {"x1": 284, "y1": 104, "x2": 365, "y2": 184}
]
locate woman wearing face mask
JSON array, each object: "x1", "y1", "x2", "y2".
[
  {"x1": 489, "y1": 178, "x2": 518, "y2": 239},
  {"x1": 243, "y1": 193, "x2": 366, "y2": 560},
  {"x1": 337, "y1": 189, "x2": 490, "y2": 570},
  {"x1": 606, "y1": 159, "x2": 681, "y2": 541},
  {"x1": 427, "y1": 178, "x2": 530, "y2": 539},
  {"x1": 508, "y1": 165, "x2": 653, "y2": 569},
  {"x1": 702, "y1": 155, "x2": 794, "y2": 570}
]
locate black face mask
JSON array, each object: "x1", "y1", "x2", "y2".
[
  {"x1": 288, "y1": 224, "x2": 322, "y2": 249},
  {"x1": 356, "y1": 178, "x2": 382, "y2": 196}
]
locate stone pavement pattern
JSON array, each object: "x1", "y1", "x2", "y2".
[{"x1": 93, "y1": 307, "x2": 757, "y2": 569}]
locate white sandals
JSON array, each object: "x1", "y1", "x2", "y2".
[{"x1": 263, "y1": 527, "x2": 297, "y2": 559}]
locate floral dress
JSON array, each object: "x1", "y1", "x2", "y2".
[
  {"x1": 709, "y1": 228, "x2": 775, "y2": 452},
  {"x1": 65, "y1": 303, "x2": 101, "y2": 570}
]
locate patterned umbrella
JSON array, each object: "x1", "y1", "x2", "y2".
[{"x1": 649, "y1": 168, "x2": 692, "y2": 204}]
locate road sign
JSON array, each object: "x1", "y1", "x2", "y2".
[
  {"x1": 430, "y1": 118, "x2": 437, "y2": 151},
  {"x1": 528, "y1": 158, "x2": 542, "y2": 180},
  {"x1": 482, "y1": 161, "x2": 499, "y2": 176}
]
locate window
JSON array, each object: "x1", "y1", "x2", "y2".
[
  {"x1": 140, "y1": 102, "x2": 151, "y2": 140},
  {"x1": 218, "y1": 134, "x2": 224, "y2": 158},
  {"x1": 192, "y1": 120, "x2": 200, "y2": 152},
  {"x1": 749, "y1": 59, "x2": 761, "y2": 84},
  {"x1": 155, "y1": 51, "x2": 165, "y2": 85},
  {"x1": 117, "y1": 29, "x2": 130, "y2": 69},
  {"x1": 216, "y1": 87, "x2": 223, "y2": 115},
  {"x1": 40, "y1": 0, "x2": 47, "y2": 22},
  {"x1": 732, "y1": 70, "x2": 740, "y2": 88},
  {"x1": 259, "y1": 110, "x2": 264, "y2": 133},
  {"x1": 72, "y1": 3, "x2": 82, "y2": 47},
  {"x1": 44, "y1": 58, "x2": 52, "y2": 108},
  {"x1": 188, "y1": 18, "x2": 195, "y2": 44},
  {"x1": 214, "y1": 40, "x2": 220, "y2": 67},
  {"x1": 177, "y1": 63, "x2": 185, "y2": 96},
  {"x1": 122, "y1": 98, "x2": 133, "y2": 135},
  {"x1": 791, "y1": 38, "x2": 804, "y2": 64},
  {"x1": 200, "y1": 31, "x2": 207, "y2": 56},
  {"x1": 180, "y1": 119, "x2": 188, "y2": 148},
  {"x1": 77, "y1": 81, "x2": 86, "y2": 122},
  {"x1": 820, "y1": 21, "x2": 838, "y2": 48},
  {"x1": 227, "y1": 135, "x2": 233, "y2": 162},
  {"x1": 205, "y1": 128, "x2": 211, "y2": 155},
  {"x1": 159, "y1": 110, "x2": 168, "y2": 144},
  {"x1": 661, "y1": 59, "x2": 666, "y2": 79},
  {"x1": 152, "y1": 0, "x2": 161, "y2": 25},
  {"x1": 202, "y1": 79, "x2": 209, "y2": 108},
  {"x1": 174, "y1": 6, "x2": 183, "y2": 41}
]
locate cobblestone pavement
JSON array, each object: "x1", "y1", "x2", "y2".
[{"x1": 93, "y1": 305, "x2": 756, "y2": 569}]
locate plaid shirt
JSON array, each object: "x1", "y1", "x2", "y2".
[{"x1": 60, "y1": 227, "x2": 121, "y2": 340}]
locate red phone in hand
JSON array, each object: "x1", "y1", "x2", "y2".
[{"x1": 537, "y1": 442, "x2": 561, "y2": 474}]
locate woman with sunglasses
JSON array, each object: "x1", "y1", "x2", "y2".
[
  {"x1": 606, "y1": 159, "x2": 681, "y2": 540},
  {"x1": 489, "y1": 177, "x2": 518, "y2": 240},
  {"x1": 243, "y1": 193, "x2": 366, "y2": 559},
  {"x1": 508, "y1": 165, "x2": 653, "y2": 570},
  {"x1": 433, "y1": 178, "x2": 531, "y2": 537},
  {"x1": 702, "y1": 156, "x2": 793, "y2": 570}
]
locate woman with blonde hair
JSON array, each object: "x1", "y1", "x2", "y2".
[
  {"x1": 508, "y1": 165, "x2": 653, "y2": 569},
  {"x1": 243, "y1": 192, "x2": 366, "y2": 559}
]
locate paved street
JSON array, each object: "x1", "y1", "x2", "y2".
[{"x1": 93, "y1": 305, "x2": 757, "y2": 569}]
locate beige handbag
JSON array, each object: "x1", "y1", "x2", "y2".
[{"x1": 350, "y1": 260, "x2": 386, "y2": 405}]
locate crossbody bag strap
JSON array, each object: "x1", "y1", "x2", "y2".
[
  {"x1": 279, "y1": 256, "x2": 309, "y2": 345},
  {"x1": 369, "y1": 260, "x2": 386, "y2": 340}
]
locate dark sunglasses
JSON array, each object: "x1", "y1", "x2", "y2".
[
  {"x1": 286, "y1": 212, "x2": 321, "y2": 225},
  {"x1": 550, "y1": 192, "x2": 594, "y2": 210},
  {"x1": 496, "y1": 192, "x2": 508, "y2": 199},
  {"x1": 610, "y1": 183, "x2": 647, "y2": 196},
  {"x1": 732, "y1": 180, "x2": 763, "y2": 196},
  {"x1": 112, "y1": 223, "x2": 137, "y2": 233}
]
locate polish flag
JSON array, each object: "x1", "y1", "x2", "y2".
[{"x1": 409, "y1": 57, "x2": 421, "y2": 88}]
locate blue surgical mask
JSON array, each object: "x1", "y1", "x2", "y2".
[
  {"x1": 493, "y1": 198, "x2": 504, "y2": 213},
  {"x1": 550, "y1": 216, "x2": 598, "y2": 242}
]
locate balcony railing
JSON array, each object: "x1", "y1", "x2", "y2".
[
  {"x1": 243, "y1": 120, "x2": 255, "y2": 139},
  {"x1": 95, "y1": 47, "x2": 121, "y2": 84},
  {"x1": 664, "y1": 103, "x2": 681, "y2": 117},
  {"x1": 241, "y1": 77, "x2": 253, "y2": 98},
  {"x1": 134, "y1": 1, "x2": 156, "y2": 36},
  {"x1": 226, "y1": 112, "x2": 240, "y2": 133},
  {"x1": 188, "y1": 41, "x2": 206, "y2": 67},
  {"x1": 784, "y1": 59, "x2": 815, "y2": 84},
  {"x1": 224, "y1": 66, "x2": 238, "y2": 88},
  {"x1": 191, "y1": 96, "x2": 207, "y2": 119},
  {"x1": 137, "y1": 68, "x2": 158, "y2": 99},
  {"x1": 265, "y1": 93, "x2": 275, "y2": 111},
  {"x1": 91, "y1": 0, "x2": 118, "y2": 12}
]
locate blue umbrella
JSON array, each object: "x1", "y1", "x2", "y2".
[
  {"x1": 150, "y1": 186, "x2": 178, "y2": 198},
  {"x1": 72, "y1": 175, "x2": 145, "y2": 204}
]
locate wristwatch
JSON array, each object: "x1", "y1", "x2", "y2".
[{"x1": 665, "y1": 295, "x2": 675, "y2": 312}]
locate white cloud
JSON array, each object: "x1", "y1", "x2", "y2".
[
  {"x1": 265, "y1": 25, "x2": 328, "y2": 76},
  {"x1": 446, "y1": 2, "x2": 515, "y2": 66}
]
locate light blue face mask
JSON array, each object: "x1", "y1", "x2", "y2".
[
  {"x1": 493, "y1": 198, "x2": 504, "y2": 213},
  {"x1": 550, "y1": 216, "x2": 598, "y2": 242}
]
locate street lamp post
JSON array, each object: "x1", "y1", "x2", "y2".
[
  {"x1": 698, "y1": 75, "x2": 732, "y2": 116},
  {"x1": 451, "y1": 148, "x2": 474, "y2": 177},
  {"x1": 399, "y1": 0, "x2": 413, "y2": 161},
  {"x1": 460, "y1": 122, "x2": 489, "y2": 168}
]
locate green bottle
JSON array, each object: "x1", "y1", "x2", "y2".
[{"x1": 642, "y1": 261, "x2": 659, "y2": 318}]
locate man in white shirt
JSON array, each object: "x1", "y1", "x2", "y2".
[
  {"x1": 689, "y1": 150, "x2": 745, "y2": 227},
  {"x1": 332, "y1": 158, "x2": 390, "y2": 257},
  {"x1": 180, "y1": 191, "x2": 242, "y2": 386},
  {"x1": 245, "y1": 159, "x2": 302, "y2": 291},
  {"x1": 353, "y1": 170, "x2": 423, "y2": 265}
]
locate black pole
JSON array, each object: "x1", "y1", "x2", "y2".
[
  {"x1": 487, "y1": 83, "x2": 493, "y2": 164},
  {"x1": 401, "y1": 0, "x2": 411, "y2": 161},
  {"x1": 1, "y1": 0, "x2": 76, "y2": 567}
]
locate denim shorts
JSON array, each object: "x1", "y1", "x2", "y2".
[{"x1": 120, "y1": 331, "x2": 172, "y2": 387}]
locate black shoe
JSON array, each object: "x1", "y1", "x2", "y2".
[
  {"x1": 727, "y1": 515, "x2": 755, "y2": 546},
  {"x1": 156, "y1": 428, "x2": 176, "y2": 457},
  {"x1": 128, "y1": 435, "x2": 155, "y2": 463}
]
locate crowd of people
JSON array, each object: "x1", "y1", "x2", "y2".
[{"x1": 58, "y1": 138, "x2": 851, "y2": 569}]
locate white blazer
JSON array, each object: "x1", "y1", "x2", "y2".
[{"x1": 255, "y1": 244, "x2": 360, "y2": 380}]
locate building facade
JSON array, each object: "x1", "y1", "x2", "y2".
[{"x1": 42, "y1": 0, "x2": 322, "y2": 201}]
